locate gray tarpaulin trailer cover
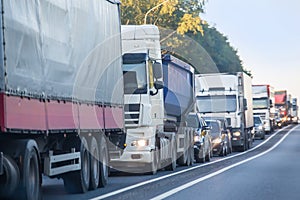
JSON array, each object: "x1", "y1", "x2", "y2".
[{"x1": 0, "y1": 0, "x2": 123, "y2": 105}]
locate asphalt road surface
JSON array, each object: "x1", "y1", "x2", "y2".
[{"x1": 42, "y1": 125, "x2": 299, "y2": 200}]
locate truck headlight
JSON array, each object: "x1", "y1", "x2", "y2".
[
  {"x1": 258, "y1": 125, "x2": 263, "y2": 130},
  {"x1": 233, "y1": 131, "x2": 241, "y2": 137},
  {"x1": 131, "y1": 139, "x2": 149, "y2": 147}
]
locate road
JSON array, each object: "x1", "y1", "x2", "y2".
[{"x1": 42, "y1": 125, "x2": 299, "y2": 200}]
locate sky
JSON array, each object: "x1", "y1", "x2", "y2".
[{"x1": 201, "y1": 0, "x2": 300, "y2": 101}]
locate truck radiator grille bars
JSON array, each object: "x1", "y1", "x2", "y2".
[{"x1": 124, "y1": 104, "x2": 140, "y2": 128}]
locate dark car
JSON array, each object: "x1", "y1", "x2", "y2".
[
  {"x1": 187, "y1": 113, "x2": 212, "y2": 163},
  {"x1": 204, "y1": 117, "x2": 233, "y2": 154},
  {"x1": 206, "y1": 119, "x2": 230, "y2": 156},
  {"x1": 253, "y1": 115, "x2": 265, "y2": 139}
]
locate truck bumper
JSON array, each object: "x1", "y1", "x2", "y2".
[
  {"x1": 110, "y1": 149, "x2": 153, "y2": 173},
  {"x1": 0, "y1": 152, "x2": 3, "y2": 175}
]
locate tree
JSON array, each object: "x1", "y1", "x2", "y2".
[
  {"x1": 189, "y1": 24, "x2": 252, "y2": 75},
  {"x1": 121, "y1": 1, "x2": 252, "y2": 76},
  {"x1": 121, "y1": 0, "x2": 206, "y2": 35}
]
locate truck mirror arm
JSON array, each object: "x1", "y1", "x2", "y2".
[
  {"x1": 150, "y1": 80, "x2": 164, "y2": 96},
  {"x1": 150, "y1": 89, "x2": 159, "y2": 96}
]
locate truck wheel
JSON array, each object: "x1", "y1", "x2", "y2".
[
  {"x1": 177, "y1": 146, "x2": 188, "y2": 166},
  {"x1": 195, "y1": 147, "x2": 205, "y2": 163},
  {"x1": 98, "y1": 135, "x2": 109, "y2": 188},
  {"x1": 89, "y1": 137, "x2": 100, "y2": 190},
  {"x1": 205, "y1": 149, "x2": 211, "y2": 162},
  {"x1": 64, "y1": 137, "x2": 90, "y2": 193},
  {"x1": 19, "y1": 142, "x2": 41, "y2": 200},
  {"x1": 189, "y1": 145, "x2": 194, "y2": 166},
  {"x1": 0, "y1": 156, "x2": 20, "y2": 199},
  {"x1": 145, "y1": 147, "x2": 158, "y2": 175},
  {"x1": 165, "y1": 140, "x2": 177, "y2": 171}
]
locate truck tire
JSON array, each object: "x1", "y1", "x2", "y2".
[
  {"x1": 89, "y1": 137, "x2": 100, "y2": 190},
  {"x1": 145, "y1": 147, "x2": 159, "y2": 175},
  {"x1": 205, "y1": 148, "x2": 211, "y2": 162},
  {"x1": 177, "y1": 133, "x2": 190, "y2": 166},
  {"x1": 195, "y1": 147, "x2": 205, "y2": 163},
  {"x1": 18, "y1": 141, "x2": 41, "y2": 200},
  {"x1": 189, "y1": 145, "x2": 194, "y2": 166},
  {"x1": 0, "y1": 156, "x2": 20, "y2": 199},
  {"x1": 98, "y1": 135, "x2": 109, "y2": 188},
  {"x1": 165, "y1": 139, "x2": 177, "y2": 171},
  {"x1": 63, "y1": 137, "x2": 90, "y2": 193}
]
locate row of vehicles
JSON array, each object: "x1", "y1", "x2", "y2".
[
  {"x1": 274, "y1": 90, "x2": 298, "y2": 127},
  {"x1": 0, "y1": 1, "x2": 298, "y2": 199}
]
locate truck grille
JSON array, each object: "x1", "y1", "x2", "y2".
[
  {"x1": 254, "y1": 113, "x2": 266, "y2": 120},
  {"x1": 124, "y1": 104, "x2": 140, "y2": 128}
]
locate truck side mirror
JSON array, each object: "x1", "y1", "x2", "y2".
[
  {"x1": 243, "y1": 98, "x2": 248, "y2": 110},
  {"x1": 153, "y1": 62, "x2": 162, "y2": 79},
  {"x1": 154, "y1": 80, "x2": 164, "y2": 90},
  {"x1": 269, "y1": 99, "x2": 273, "y2": 108}
]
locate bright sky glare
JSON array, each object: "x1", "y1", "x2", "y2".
[{"x1": 202, "y1": 0, "x2": 300, "y2": 101}]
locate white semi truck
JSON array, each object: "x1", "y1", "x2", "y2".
[
  {"x1": 195, "y1": 72, "x2": 254, "y2": 151},
  {"x1": 110, "y1": 25, "x2": 195, "y2": 174},
  {"x1": 252, "y1": 84, "x2": 276, "y2": 133}
]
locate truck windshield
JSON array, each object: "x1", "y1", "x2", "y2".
[
  {"x1": 123, "y1": 62, "x2": 147, "y2": 94},
  {"x1": 254, "y1": 116, "x2": 262, "y2": 126},
  {"x1": 253, "y1": 98, "x2": 268, "y2": 110},
  {"x1": 196, "y1": 95, "x2": 237, "y2": 113}
]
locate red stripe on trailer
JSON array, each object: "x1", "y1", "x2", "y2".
[
  {"x1": 104, "y1": 106, "x2": 124, "y2": 130},
  {"x1": 46, "y1": 100, "x2": 79, "y2": 130},
  {"x1": 5, "y1": 95, "x2": 47, "y2": 130},
  {"x1": 79, "y1": 104, "x2": 102, "y2": 130},
  {"x1": 96, "y1": 105, "x2": 105, "y2": 130},
  {"x1": 0, "y1": 93, "x2": 5, "y2": 132}
]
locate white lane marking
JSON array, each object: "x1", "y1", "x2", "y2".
[
  {"x1": 89, "y1": 125, "x2": 290, "y2": 200},
  {"x1": 150, "y1": 125, "x2": 299, "y2": 200}
]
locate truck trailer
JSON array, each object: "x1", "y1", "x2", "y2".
[
  {"x1": 292, "y1": 98, "x2": 298, "y2": 124},
  {"x1": 195, "y1": 72, "x2": 254, "y2": 151},
  {"x1": 275, "y1": 90, "x2": 289, "y2": 125},
  {"x1": 110, "y1": 25, "x2": 195, "y2": 174},
  {"x1": 252, "y1": 84, "x2": 276, "y2": 133},
  {"x1": 0, "y1": 1, "x2": 126, "y2": 199}
]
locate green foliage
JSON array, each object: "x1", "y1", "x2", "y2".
[
  {"x1": 120, "y1": 0, "x2": 252, "y2": 75},
  {"x1": 121, "y1": 0, "x2": 205, "y2": 35},
  {"x1": 189, "y1": 24, "x2": 251, "y2": 75}
]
